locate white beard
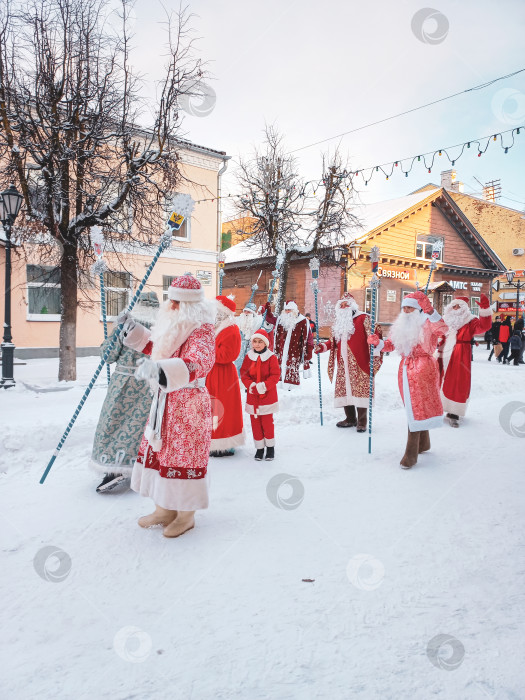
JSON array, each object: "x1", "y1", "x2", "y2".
[
  {"x1": 237, "y1": 312, "x2": 260, "y2": 337},
  {"x1": 215, "y1": 304, "x2": 231, "y2": 330},
  {"x1": 332, "y1": 307, "x2": 356, "y2": 341},
  {"x1": 150, "y1": 299, "x2": 213, "y2": 361},
  {"x1": 279, "y1": 312, "x2": 298, "y2": 332},
  {"x1": 443, "y1": 304, "x2": 474, "y2": 332},
  {"x1": 389, "y1": 310, "x2": 426, "y2": 357}
]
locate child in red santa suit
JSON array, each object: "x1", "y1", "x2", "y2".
[{"x1": 240, "y1": 329, "x2": 280, "y2": 461}]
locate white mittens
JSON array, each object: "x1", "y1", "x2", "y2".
[
  {"x1": 135, "y1": 358, "x2": 160, "y2": 391},
  {"x1": 256, "y1": 382, "x2": 267, "y2": 394}
]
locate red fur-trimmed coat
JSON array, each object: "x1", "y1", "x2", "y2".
[
  {"x1": 436, "y1": 312, "x2": 492, "y2": 416},
  {"x1": 274, "y1": 315, "x2": 314, "y2": 386},
  {"x1": 205, "y1": 321, "x2": 245, "y2": 450},
  {"x1": 240, "y1": 348, "x2": 280, "y2": 416}
]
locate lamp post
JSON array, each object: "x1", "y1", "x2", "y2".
[
  {"x1": 505, "y1": 270, "x2": 524, "y2": 321},
  {"x1": 218, "y1": 252, "x2": 226, "y2": 294},
  {"x1": 331, "y1": 241, "x2": 362, "y2": 292},
  {"x1": 1, "y1": 184, "x2": 23, "y2": 389}
]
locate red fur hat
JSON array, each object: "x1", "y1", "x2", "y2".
[
  {"x1": 216, "y1": 295, "x2": 236, "y2": 314},
  {"x1": 168, "y1": 274, "x2": 204, "y2": 302},
  {"x1": 251, "y1": 329, "x2": 270, "y2": 347}
]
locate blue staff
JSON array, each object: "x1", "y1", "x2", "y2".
[
  {"x1": 368, "y1": 246, "x2": 381, "y2": 454},
  {"x1": 40, "y1": 229, "x2": 173, "y2": 484},
  {"x1": 424, "y1": 240, "x2": 444, "y2": 294},
  {"x1": 309, "y1": 257, "x2": 323, "y2": 426},
  {"x1": 91, "y1": 227, "x2": 111, "y2": 384}
]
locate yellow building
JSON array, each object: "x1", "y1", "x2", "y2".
[{"x1": 221, "y1": 216, "x2": 257, "y2": 249}]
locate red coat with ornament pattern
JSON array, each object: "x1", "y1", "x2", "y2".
[{"x1": 274, "y1": 315, "x2": 314, "y2": 386}]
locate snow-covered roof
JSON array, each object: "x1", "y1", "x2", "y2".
[{"x1": 223, "y1": 188, "x2": 440, "y2": 264}]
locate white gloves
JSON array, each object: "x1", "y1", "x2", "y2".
[
  {"x1": 256, "y1": 382, "x2": 267, "y2": 394},
  {"x1": 249, "y1": 382, "x2": 256, "y2": 394},
  {"x1": 135, "y1": 358, "x2": 160, "y2": 390},
  {"x1": 117, "y1": 309, "x2": 136, "y2": 335}
]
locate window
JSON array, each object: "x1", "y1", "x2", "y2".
[
  {"x1": 163, "y1": 275, "x2": 177, "y2": 301},
  {"x1": 103, "y1": 271, "x2": 131, "y2": 318},
  {"x1": 27, "y1": 265, "x2": 61, "y2": 321},
  {"x1": 268, "y1": 277, "x2": 280, "y2": 294},
  {"x1": 365, "y1": 288, "x2": 379, "y2": 316},
  {"x1": 415, "y1": 234, "x2": 444, "y2": 261},
  {"x1": 442, "y1": 293, "x2": 453, "y2": 309},
  {"x1": 470, "y1": 296, "x2": 480, "y2": 317},
  {"x1": 173, "y1": 218, "x2": 190, "y2": 241}
]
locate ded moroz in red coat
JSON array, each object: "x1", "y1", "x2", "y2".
[
  {"x1": 437, "y1": 296, "x2": 492, "y2": 417},
  {"x1": 240, "y1": 348, "x2": 280, "y2": 415},
  {"x1": 206, "y1": 319, "x2": 245, "y2": 450},
  {"x1": 274, "y1": 312, "x2": 314, "y2": 387}
]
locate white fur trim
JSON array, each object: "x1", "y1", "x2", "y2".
[
  {"x1": 479, "y1": 306, "x2": 492, "y2": 317},
  {"x1": 264, "y1": 437, "x2": 275, "y2": 447},
  {"x1": 334, "y1": 396, "x2": 372, "y2": 409},
  {"x1": 245, "y1": 402, "x2": 279, "y2": 415},
  {"x1": 428, "y1": 310, "x2": 442, "y2": 323},
  {"x1": 401, "y1": 298, "x2": 421, "y2": 310},
  {"x1": 374, "y1": 339, "x2": 385, "y2": 355},
  {"x1": 157, "y1": 357, "x2": 190, "y2": 392},
  {"x1": 247, "y1": 348, "x2": 273, "y2": 362},
  {"x1": 168, "y1": 286, "x2": 204, "y2": 302},
  {"x1": 123, "y1": 323, "x2": 151, "y2": 352},
  {"x1": 441, "y1": 392, "x2": 468, "y2": 417},
  {"x1": 88, "y1": 458, "x2": 133, "y2": 476},
  {"x1": 210, "y1": 432, "x2": 245, "y2": 450},
  {"x1": 284, "y1": 301, "x2": 298, "y2": 311},
  {"x1": 251, "y1": 331, "x2": 270, "y2": 347},
  {"x1": 131, "y1": 461, "x2": 209, "y2": 510},
  {"x1": 303, "y1": 368, "x2": 312, "y2": 379},
  {"x1": 254, "y1": 438, "x2": 265, "y2": 448}
]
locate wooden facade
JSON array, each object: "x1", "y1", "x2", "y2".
[{"x1": 222, "y1": 188, "x2": 505, "y2": 335}]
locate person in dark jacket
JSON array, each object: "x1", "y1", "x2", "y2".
[
  {"x1": 497, "y1": 316, "x2": 512, "y2": 364},
  {"x1": 488, "y1": 316, "x2": 501, "y2": 361},
  {"x1": 514, "y1": 315, "x2": 525, "y2": 364},
  {"x1": 508, "y1": 330, "x2": 523, "y2": 366},
  {"x1": 305, "y1": 313, "x2": 317, "y2": 334}
]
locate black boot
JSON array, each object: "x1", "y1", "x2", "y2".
[
  {"x1": 96, "y1": 473, "x2": 129, "y2": 493},
  {"x1": 336, "y1": 405, "x2": 357, "y2": 428},
  {"x1": 265, "y1": 446, "x2": 275, "y2": 461},
  {"x1": 254, "y1": 448, "x2": 264, "y2": 461}
]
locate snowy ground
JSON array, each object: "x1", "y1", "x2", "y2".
[{"x1": 1, "y1": 347, "x2": 525, "y2": 699}]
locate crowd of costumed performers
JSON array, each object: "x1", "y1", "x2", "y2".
[{"x1": 87, "y1": 271, "x2": 492, "y2": 538}]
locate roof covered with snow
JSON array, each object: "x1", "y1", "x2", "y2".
[{"x1": 223, "y1": 188, "x2": 440, "y2": 264}]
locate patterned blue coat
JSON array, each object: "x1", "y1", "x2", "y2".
[{"x1": 89, "y1": 325, "x2": 153, "y2": 475}]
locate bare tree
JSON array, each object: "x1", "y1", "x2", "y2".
[
  {"x1": 234, "y1": 127, "x2": 361, "y2": 311},
  {"x1": 0, "y1": 0, "x2": 205, "y2": 379}
]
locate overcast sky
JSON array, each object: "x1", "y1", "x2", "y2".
[{"x1": 128, "y1": 0, "x2": 525, "y2": 218}]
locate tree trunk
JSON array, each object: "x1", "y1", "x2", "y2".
[
  {"x1": 275, "y1": 252, "x2": 292, "y2": 314},
  {"x1": 58, "y1": 238, "x2": 78, "y2": 381}
]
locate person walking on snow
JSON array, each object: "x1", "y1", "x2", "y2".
[
  {"x1": 368, "y1": 291, "x2": 448, "y2": 469},
  {"x1": 119, "y1": 274, "x2": 216, "y2": 538},
  {"x1": 240, "y1": 329, "x2": 280, "y2": 461},
  {"x1": 314, "y1": 292, "x2": 382, "y2": 432},
  {"x1": 273, "y1": 300, "x2": 314, "y2": 389},
  {"x1": 90, "y1": 292, "x2": 159, "y2": 493},
  {"x1": 508, "y1": 329, "x2": 523, "y2": 366},
  {"x1": 234, "y1": 302, "x2": 262, "y2": 372},
  {"x1": 436, "y1": 294, "x2": 492, "y2": 427},
  {"x1": 206, "y1": 295, "x2": 245, "y2": 457}
]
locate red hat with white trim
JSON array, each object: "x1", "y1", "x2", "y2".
[
  {"x1": 168, "y1": 273, "x2": 204, "y2": 302},
  {"x1": 216, "y1": 295, "x2": 236, "y2": 314},
  {"x1": 251, "y1": 329, "x2": 270, "y2": 347},
  {"x1": 401, "y1": 291, "x2": 424, "y2": 310},
  {"x1": 454, "y1": 296, "x2": 470, "y2": 305},
  {"x1": 283, "y1": 300, "x2": 298, "y2": 311}
]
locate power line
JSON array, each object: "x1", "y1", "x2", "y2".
[{"x1": 288, "y1": 67, "x2": 525, "y2": 154}]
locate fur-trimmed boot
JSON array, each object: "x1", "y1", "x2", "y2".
[
  {"x1": 356, "y1": 408, "x2": 367, "y2": 433},
  {"x1": 400, "y1": 430, "x2": 421, "y2": 469},
  {"x1": 446, "y1": 413, "x2": 460, "y2": 428},
  {"x1": 418, "y1": 430, "x2": 431, "y2": 454},
  {"x1": 336, "y1": 405, "x2": 357, "y2": 428},
  {"x1": 138, "y1": 505, "x2": 178, "y2": 528},
  {"x1": 163, "y1": 511, "x2": 195, "y2": 538}
]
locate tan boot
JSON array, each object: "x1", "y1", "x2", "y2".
[
  {"x1": 419, "y1": 430, "x2": 431, "y2": 454},
  {"x1": 356, "y1": 407, "x2": 367, "y2": 433},
  {"x1": 138, "y1": 505, "x2": 178, "y2": 528},
  {"x1": 336, "y1": 405, "x2": 357, "y2": 428},
  {"x1": 400, "y1": 430, "x2": 421, "y2": 469},
  {"x1": 163, "y1": 511, "x2": 195, "y2": 538}
]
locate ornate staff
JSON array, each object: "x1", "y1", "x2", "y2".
[
  {"x1": 260, "y1": 249, "x2": 285, "y2": 327},
  {"x1": 247, "y1": 269, "x2": 263, "y2": 306},
  {"x1": 368, "y1": 246, "x2": 381, "y2": 455},
  {"x1": 218, "y1": 252, "x2": 226, "y2": 294},
  {"x1": 90, "y1": 227, "x2": 111, "y2": 384},
  {"x1": 309, "y1": 256, "x2": 323, "y2": 426},
  {"x1": 40, "y1": 194, "x2": 194, "y2": 485},
  {"x1": 424, "y1": 239, "x2": 444, "y2": 294}
]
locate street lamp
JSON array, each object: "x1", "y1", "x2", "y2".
[
  {"x1": 329, "y1": 241, "x2": 362, "y2": 292},
  {"x1": 504, "y1": 269, "x2": 523, "y2": 320},
  {"x1": 1, "y1": 184, "x2": 23, "y2": 388}
]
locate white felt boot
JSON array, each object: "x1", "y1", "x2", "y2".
[
  {"x1": 138, "y1": 505, "x2": 178, "y2": 528},
  {"x1": 163, "y1": 511, "x2": 195, "y2": 538}
]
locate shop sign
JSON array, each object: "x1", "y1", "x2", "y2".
[
  {"x1": 377, "y1": 266, "x2": 411, "y2": 280},
  {"x1": 497, "y1": 301, "x2": 525, "y2": 310},
  {"x1": 196, "y1": 270, "x2": 212, "y2": 285},
  {"x1": 448, "y1": 280, "x2": 468, "y2": 290}
]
